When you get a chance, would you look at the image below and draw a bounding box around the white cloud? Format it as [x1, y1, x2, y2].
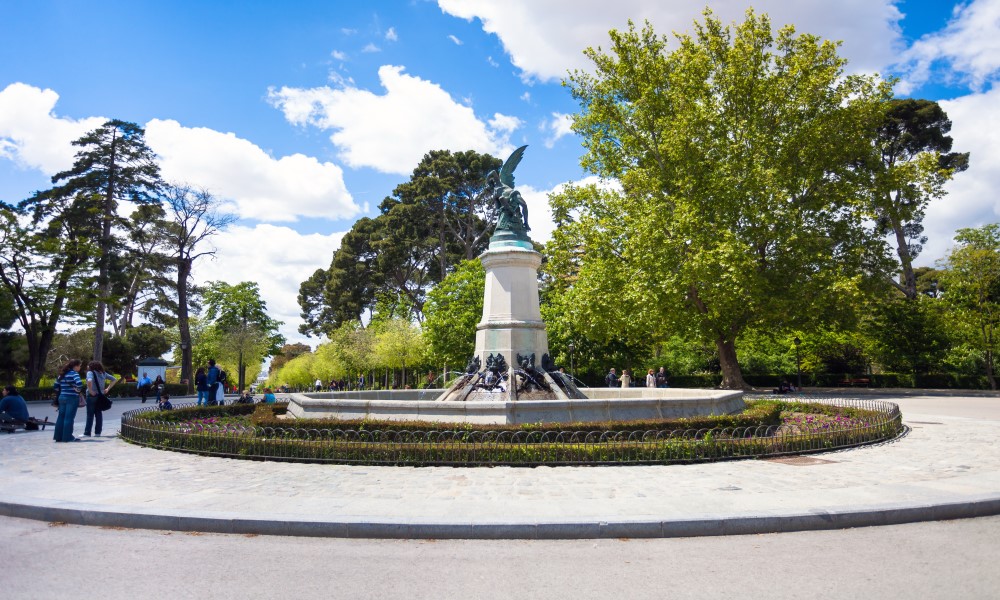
[920, 86, 1000, 265]
[331, 49, 347, 61]
[385, 27, 398, 42]
[362, 43, 380, 53]
[0, 83, 105, 175]
[448, 34, 463, 45]
[0, 83, 358, 223]
[201, 224, 346, 346]
[488, 113, 522, 134]
[520, 91, 531, 102]
[543, 112, 574, 148]
[146, 119, 358, 222]
[894, 0, 1000, 94]
[438, 0, 904, 82]
[268, 65, 520, 175]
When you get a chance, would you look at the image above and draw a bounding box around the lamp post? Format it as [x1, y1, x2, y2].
[568, 342, 576, 381]
[793, 337, 802, 391]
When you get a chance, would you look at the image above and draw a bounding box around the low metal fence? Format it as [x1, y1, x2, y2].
[119, 396, 903, 466]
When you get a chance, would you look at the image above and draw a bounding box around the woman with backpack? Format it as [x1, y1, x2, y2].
[83, 361, 116, 437]
[54, 359, 84, 442]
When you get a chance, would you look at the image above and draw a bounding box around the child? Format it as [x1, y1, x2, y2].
[158, 393, 173, 410]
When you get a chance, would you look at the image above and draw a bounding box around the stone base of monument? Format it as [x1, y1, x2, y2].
[285, 388, 744, 425]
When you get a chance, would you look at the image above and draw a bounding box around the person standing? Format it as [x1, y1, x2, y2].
[137, 372, 153, 403]
[54, 359, 83, 442]
[655, 367, 669, 388]
[206, 359, 221, 405]
[84, 361, 116, 437]
[314, 378, 322, 392]
[620, 369, 632, 388]
[152, 375, 165, 404]
[605, 368, 619, 387]
[646, 368, 656, 388]
[195, 367, 209, 406]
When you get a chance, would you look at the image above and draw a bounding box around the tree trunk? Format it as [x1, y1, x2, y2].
[892, 213, 918, 300]
[92, 130, 119, 362]
[985, 321, 997, 391]
[238, 348, 245, 393]
[177, 258, 193, 394]
[716, 335, 749, 390]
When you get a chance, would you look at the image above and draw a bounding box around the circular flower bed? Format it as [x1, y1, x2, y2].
[119, 396, 903, 466]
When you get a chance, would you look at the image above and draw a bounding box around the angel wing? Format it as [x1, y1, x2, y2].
[499, 145, 528, 188]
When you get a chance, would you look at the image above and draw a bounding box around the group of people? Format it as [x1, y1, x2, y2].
[314, 377, 364, 392]
[52, 358, 118, 442]
[606, 367, 670, 388]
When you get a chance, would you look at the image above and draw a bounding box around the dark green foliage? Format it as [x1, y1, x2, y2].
[298, 150, 500, 337]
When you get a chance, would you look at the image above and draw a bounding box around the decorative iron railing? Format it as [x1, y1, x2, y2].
[119, 396, 903, 466]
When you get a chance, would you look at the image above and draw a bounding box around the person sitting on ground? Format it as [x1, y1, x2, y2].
[263, 387, 277, 404]
[0, 385, 31, 424]
[237, 389, 254, 404]
[158, 393, 173, 410]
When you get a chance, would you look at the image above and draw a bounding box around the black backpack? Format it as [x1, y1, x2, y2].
[218, 369, 227, 384]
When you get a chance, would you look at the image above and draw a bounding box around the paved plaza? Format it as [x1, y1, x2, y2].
[1, 393, 999, 539]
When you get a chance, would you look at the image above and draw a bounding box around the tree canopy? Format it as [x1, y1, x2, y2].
[557, 9, 891, 388]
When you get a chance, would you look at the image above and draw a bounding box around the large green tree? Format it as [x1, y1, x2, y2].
[0, 202, 97, 386]
[298, 150, 500, 338]
[158, 184, 236, 392]
[23, 120, 162, 362]
[202, 281, 284, 392]
[939, 225, 1000, 389]
[868, 99, 969, 299]
[391, 150, 502, 277]
[423, 259, 485, 372]
[558, 10, 890, 388]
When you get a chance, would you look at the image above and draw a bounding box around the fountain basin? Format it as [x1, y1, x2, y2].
[286, 388, 744, 425]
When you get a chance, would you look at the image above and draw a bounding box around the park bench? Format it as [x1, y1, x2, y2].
[0, 416, 51, 433]
[838, 377, 871, 387]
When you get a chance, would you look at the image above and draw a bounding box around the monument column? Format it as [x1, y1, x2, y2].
[474, 239, 549, 369]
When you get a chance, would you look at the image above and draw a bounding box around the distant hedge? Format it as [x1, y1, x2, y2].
[18, 382, 190, 401]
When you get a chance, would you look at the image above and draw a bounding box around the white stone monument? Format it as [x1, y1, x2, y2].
[473, 239, 549, 371]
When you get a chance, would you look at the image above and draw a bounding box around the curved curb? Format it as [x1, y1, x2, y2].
[3, 495, 1000, 539]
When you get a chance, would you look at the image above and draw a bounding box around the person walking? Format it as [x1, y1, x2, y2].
[646, 368, 656, 388]
[137, 372, 152, 403]
[195, 367, 209, 406]
[54, 359, 83, 443]
[83, 361, 116, 437]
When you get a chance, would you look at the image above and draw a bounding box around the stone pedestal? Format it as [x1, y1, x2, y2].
[474, 239, 549, 369]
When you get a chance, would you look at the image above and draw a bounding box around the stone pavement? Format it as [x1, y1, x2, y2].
[1, 395, 999, 538]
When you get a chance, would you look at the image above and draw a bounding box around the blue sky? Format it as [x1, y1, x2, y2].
[2, 0, 999, 345]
